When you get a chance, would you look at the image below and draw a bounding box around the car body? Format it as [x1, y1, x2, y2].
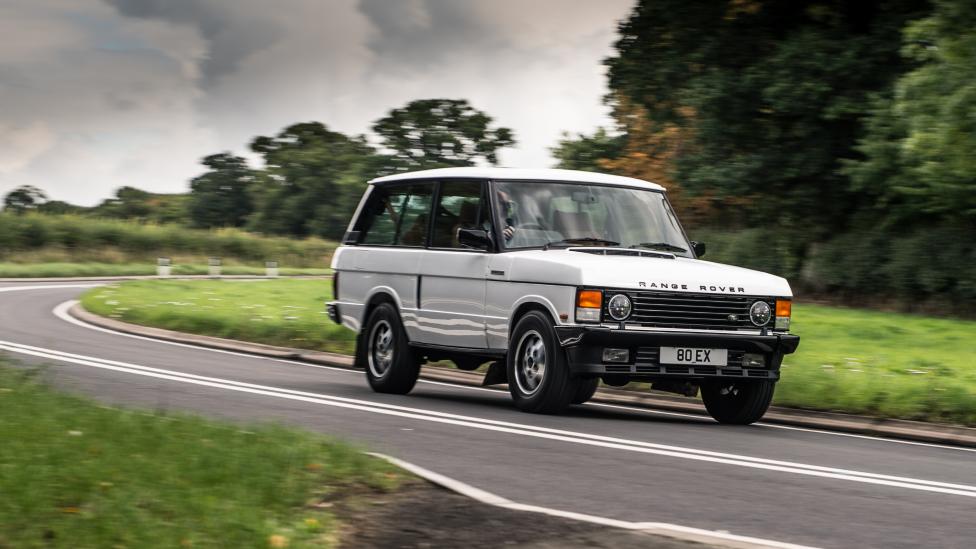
[327, 167, 799, 423]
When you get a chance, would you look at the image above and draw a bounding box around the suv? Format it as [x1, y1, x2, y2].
[327, 168, 799, 424]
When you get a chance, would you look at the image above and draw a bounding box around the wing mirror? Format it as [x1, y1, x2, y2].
[691, 241, 706, 257]
[457, 228, 492, 250]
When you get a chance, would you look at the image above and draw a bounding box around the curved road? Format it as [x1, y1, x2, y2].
[2, 282, 974, 548]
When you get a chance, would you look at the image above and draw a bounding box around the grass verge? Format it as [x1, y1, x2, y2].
[81, 279, 355, 355]
[80, 280, 976, 425]
[0, 361, 400, 548]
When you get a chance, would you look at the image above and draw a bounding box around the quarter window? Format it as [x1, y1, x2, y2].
[358, 183, 434, 246]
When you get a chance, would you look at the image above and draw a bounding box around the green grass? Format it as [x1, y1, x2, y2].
[81, 280, 356, 355]
[0, 262, 329, 278]
[0, 362, 400, 548]
[80, 280, 976, 425]
[774, 304, 976, 425]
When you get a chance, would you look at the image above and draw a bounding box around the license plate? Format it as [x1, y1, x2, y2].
[660, 347, 727, 366]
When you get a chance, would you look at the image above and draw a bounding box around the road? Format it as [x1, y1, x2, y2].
[2, 282, 974, 548]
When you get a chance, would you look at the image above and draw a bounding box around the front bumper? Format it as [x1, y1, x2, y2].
[553, 326, 800, 381]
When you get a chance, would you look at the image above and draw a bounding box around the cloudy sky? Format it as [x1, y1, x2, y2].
[0, 0, 635, 206]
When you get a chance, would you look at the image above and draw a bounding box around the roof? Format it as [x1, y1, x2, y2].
[368, 167, 666, 191]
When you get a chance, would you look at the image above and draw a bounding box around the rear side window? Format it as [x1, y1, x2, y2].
[431, 180, 488, 248]
[358, 183, 434, 246]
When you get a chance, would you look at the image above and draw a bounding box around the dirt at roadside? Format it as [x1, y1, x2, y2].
[332, 479, 709, 548]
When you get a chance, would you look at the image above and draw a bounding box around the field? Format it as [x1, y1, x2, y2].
[81, 279, 976, 425]
[0, 361, 399, 548]
[0, 213, 336, 276]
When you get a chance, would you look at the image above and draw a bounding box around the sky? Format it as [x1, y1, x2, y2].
[0, 0, 635, 206]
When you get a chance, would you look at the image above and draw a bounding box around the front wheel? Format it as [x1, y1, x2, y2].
[571, 378, 599, 405]
[362, 303, 421, 394]
[700, 380, 775, 425]
[507, 311, 576, 414]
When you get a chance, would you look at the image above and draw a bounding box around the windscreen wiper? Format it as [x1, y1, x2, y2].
[544, 237, 620, 250]
[632, 242, 687, 253]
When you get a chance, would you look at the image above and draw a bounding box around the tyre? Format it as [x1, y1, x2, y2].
[362, 303, 421, 394]
[507, 311, 576, 414]
[571, 378, 599, 405]
[700, 380, 775, 425]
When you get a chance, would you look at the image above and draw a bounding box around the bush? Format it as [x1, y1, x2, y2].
[0, 213, 336, 268]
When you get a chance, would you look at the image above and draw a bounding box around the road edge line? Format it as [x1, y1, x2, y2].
[368, 452, 819, 549]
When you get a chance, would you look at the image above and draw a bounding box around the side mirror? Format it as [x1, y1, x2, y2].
[457, 228, 492, 250]
[691, 241, 706, 257]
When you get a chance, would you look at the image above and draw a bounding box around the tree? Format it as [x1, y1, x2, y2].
[248, 122, 378, 239]
[3, 185, 47, 213]
[847, 0, 976, 222]
[605, 0, 929, 231]
[188, 153, 256, 228]
[372, 99, 515, 170]
[551, 127, 625, 172]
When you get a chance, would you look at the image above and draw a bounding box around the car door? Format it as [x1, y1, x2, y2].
[415, 179, 491, 348]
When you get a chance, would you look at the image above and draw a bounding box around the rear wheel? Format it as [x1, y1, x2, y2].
[363, 303, 421, 394]
[571, 378, 599, 405]
[507, 311, 576, 414]
[700, 380, 775, 425]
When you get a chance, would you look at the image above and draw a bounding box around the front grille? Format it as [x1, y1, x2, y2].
[606, 290, 775, 331]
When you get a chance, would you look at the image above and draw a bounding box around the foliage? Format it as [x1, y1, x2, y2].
[847, 0, 976, 222]
[91, 186, 189, 225]
[0, 213, 336, 268]
[247, 122, 378, 239]
[551, 127, 625, 172]
[372, 98, 515, 170]
[187, 153, 256, 228]
[606, 0, 929, 231]
[3, 185, 47, 214]
[0, 360, 399, 548]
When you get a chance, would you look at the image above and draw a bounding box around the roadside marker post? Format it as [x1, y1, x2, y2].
[157, 257, 171, 278]
[266, 261, 279, 278]
[208, 257, 221, 278]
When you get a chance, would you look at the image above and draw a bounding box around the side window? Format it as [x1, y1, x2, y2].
[358, 183, 434, 246]
[431, 180, 487, 249]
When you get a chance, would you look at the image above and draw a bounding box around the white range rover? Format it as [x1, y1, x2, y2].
[327, 167, 800, 424]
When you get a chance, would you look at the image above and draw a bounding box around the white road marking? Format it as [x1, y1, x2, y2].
[43, 292, 976, 455]
[373, 452, 820, 549]
[3, 336, 976, 499]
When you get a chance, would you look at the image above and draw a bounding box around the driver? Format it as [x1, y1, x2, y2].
[497, 189, 516, 242]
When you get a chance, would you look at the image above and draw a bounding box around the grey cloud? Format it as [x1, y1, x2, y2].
[357, 0, 505, 70]
[105, 0, 283, 85]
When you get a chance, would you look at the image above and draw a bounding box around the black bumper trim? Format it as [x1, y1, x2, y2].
[554, 326, 799, 379]
[326, 302, 341, 324]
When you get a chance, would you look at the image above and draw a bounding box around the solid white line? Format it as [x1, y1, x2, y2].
[371, 452, 820, 549]
[4, 337, 976, 498]
[49, 294, 976, 456]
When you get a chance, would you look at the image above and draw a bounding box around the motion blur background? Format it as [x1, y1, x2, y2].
[1, 0, 973, 313]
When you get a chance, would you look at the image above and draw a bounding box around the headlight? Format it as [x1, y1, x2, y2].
[607, 294, 632, 321]
[749, 300, 772, 326]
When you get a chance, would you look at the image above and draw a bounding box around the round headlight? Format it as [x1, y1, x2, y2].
[749, 300, 772, 326]
[607, 294, 632, 321]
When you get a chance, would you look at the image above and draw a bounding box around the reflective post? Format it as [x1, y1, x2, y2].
[266, 260, 279, 278]
[208, 257, 221, 278]
[157, 257, 171, 278]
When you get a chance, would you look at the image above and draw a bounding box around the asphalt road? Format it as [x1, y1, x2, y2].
[2, 282, 974, 548]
